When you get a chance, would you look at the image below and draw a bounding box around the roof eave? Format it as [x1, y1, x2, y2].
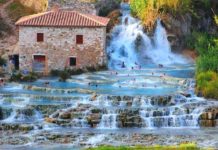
[16, 25, 109, 28]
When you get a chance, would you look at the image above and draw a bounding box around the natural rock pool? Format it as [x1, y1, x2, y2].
[0, 64, 218, 149]
[0, 2, 218, 150]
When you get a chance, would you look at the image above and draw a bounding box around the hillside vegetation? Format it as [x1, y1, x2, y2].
[194, 32, 218, 99]
[130, 0, 216, 31]
[6, 0, 35, 22]
[130, 0, 192, 30]
[19, 0, 48, 13]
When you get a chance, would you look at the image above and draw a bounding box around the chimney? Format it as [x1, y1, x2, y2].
[51, 3, 60, 12]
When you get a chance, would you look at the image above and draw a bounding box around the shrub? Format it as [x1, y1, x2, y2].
[9, 72, 22, 82]
[196, 71, 218, 99]
[95, 0, 121, 17]
[203, 80, 218, 99]
[50, 69, 62, 76]
[0, 57, 6, 66]
[194, 33, 215, 56]
[193, 32, 218, 99]
[59, 69, 71, 82]
[195, 35, 218, 73]
[22, 72, 38, 82]
[68, 68, 84, 75]
[196, 54, 218, 73]
[10, 72, 38, 82]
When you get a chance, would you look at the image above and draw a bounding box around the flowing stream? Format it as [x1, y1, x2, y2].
[0, 2, 218, 149]
[107, 3, 189, 69]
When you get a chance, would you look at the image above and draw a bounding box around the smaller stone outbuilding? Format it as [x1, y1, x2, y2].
[15, 9, 110, 75]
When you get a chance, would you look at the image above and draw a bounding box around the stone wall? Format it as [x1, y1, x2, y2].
[18, 26, 107, 74]
[48, 0, 97, 14]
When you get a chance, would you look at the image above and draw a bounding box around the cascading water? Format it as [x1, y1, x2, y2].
[1, 2, 218, 149]
[107, 3, 188, 69]
[98, 113, 117, 129]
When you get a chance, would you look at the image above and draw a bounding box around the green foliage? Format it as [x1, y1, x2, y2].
[194, 33, 216, 56]
[50, 69, 62, 77]
[6, 0, 35, 22]
[193, 32, 218, 99]
[185, 31, 218, 74]
[196, 71, 218, 99]
[215, 15, 218, 25]
[185, 31, 212, 53]
[10, 72, 38, 82]
[59, 69, 71, 82]
[0, 0, 7, 4]
[0, 57, 6, 66]
[196, 54, 218, 73]
[96, 0, 121, 16]
[130, 0, 192, 29]
[193, 33, 218, 73]
[87, 143, 203, 150]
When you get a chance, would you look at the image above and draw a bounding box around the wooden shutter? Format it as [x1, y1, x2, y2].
[76, 35, 83, 44]
[37, 33, 44, 42]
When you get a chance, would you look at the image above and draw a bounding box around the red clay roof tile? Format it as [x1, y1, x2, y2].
[15, 10, 110, 27]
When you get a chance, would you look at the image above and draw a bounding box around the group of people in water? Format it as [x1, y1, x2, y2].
[1, 62, 166, 90]
[87, 63, 166, 89]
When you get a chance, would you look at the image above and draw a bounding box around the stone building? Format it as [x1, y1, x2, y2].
[15, 9, 109, 75]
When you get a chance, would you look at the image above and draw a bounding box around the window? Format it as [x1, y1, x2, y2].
[76, 35, 83, 44]
[37, 33, 44, 42]
[69, 57, 76, 66]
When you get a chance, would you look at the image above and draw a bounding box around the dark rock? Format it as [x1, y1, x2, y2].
[59, 112, 71, 119]
[0, 107, 12, 120]
[86, 114, 102, 128]
[117, 109, 142, 128]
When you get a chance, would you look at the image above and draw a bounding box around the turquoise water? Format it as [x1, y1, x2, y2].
[0, 64, 195, 96]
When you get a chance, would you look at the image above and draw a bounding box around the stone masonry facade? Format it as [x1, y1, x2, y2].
[18, 26, 107, 74]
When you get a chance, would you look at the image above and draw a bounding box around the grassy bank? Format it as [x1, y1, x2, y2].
[87, 143, 213, 150]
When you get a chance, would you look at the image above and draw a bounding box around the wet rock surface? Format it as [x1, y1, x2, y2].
[199, 107, 218, 127]
[0, 107, 12, 120]
[0, 128, 218, 148]
[118, 109, 143, 127]
[0, 123, 34, 131]
[0, 68, 218, 149]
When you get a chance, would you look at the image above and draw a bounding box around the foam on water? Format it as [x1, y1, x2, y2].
[107, 3, 189, 69]
[86, 134, 106, 145]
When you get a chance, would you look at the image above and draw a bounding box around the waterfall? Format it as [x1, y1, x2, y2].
[98, 113, 117, 129]
[107, 3, 188, 69]
[139, 96, 211, 128]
